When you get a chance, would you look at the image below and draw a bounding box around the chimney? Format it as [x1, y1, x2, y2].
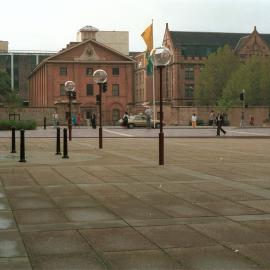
[76, 26, 99, 42]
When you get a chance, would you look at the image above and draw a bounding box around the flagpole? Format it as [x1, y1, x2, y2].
[152, 19, 156, 128]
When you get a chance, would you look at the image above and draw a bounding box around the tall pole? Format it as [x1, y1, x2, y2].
[99, 83, 103, 149]
[159, 66, 164, 165]
[68, 94, 72, 141]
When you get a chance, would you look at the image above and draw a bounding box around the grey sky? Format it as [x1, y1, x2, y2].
[1, 0, 270, 52]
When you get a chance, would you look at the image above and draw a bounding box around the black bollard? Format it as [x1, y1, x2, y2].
[44, 117, 46, 130]
[11, 127, 16, 153]
[62, 128, 69, 159]
[55, 127, 61, 155]
[19, 129, 26, 162]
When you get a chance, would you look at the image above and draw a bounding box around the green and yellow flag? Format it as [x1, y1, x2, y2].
[141, 23, 153, 52]
[141, 23, 153, 75]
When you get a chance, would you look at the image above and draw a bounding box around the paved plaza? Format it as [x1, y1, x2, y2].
[1, 130, 270, 269]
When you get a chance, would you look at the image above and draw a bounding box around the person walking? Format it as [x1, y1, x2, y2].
[122, 112, 129, 128]
[208, 110, 215, 128]
[145, 107, 152, 129]
[90, 112, 96, 129]
[216, 112, 226, 136]
[191, 113, 197, 128]
[52, 111, 58, 128]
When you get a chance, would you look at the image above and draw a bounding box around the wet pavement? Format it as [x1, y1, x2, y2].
[0, 136, 270, 269]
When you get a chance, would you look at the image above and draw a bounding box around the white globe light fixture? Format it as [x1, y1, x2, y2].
[150, 46, 172, 166]
[93, 69, 108, 149]
[93, 69, 107, 84]
[150, 46, 172, 67]
[65, 80, 75, 92]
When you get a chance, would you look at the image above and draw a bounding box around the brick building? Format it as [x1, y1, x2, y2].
[29, 32, 135, 125]
[134, 25, 270, 110]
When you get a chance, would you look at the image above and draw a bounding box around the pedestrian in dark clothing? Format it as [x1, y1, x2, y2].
[216, 113, 226, 136]
[122, 112, 129, 128]
[90, 113, 96, 129]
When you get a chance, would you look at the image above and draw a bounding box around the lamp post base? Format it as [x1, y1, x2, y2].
[99, 127, 103, 149]
[159, 132, 164, 165]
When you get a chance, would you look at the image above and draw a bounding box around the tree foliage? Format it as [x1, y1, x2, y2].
[221, 56, 270, 106]
[195, 45, 241, 105]
[0, 71, 12, 102]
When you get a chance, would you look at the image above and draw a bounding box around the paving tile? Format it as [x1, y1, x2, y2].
[53, 166, 105, 184]
[0, 257, 32, 270]
[240, 200, 270, 213]
[0, 230, 27, 257]
[174, 191, 222, 203]
[197, 201, 262, 216]
[44, 185, 86, 197]
[14, 209, 68, 225]
[136, 224, 217, 248]
[148, 182, 198, 193]
[22, 230, 92, 255]
[78, 184, 123, 197]
[8, 196, 55, 210]
[239, 220, 270, 236]
[51, 195, 99, 208]
[227, 243, 270, 269]
[30, 253, 108, 270]
[103, 250, 182, 270]
[5, 186, 48, 198]
[0, 212, 17, 230]
[27, 167, 70, 185]
[80, 227, 156, 252]
[0, 197, 10, 210]
[1, 173, 38, 187]
[190, 221, 270, 244]
[138, 193, 215, 218]
[212, 190, 265, 201]
[63, 206, 119, 222]
[115, 183, 162, 194]
[166, 245, 260, 270]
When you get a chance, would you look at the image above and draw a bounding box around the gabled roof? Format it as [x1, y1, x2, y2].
[170, 31, 270, 48]
[30, 38, 135, 78]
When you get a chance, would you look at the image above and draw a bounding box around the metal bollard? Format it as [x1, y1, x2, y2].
[19, 129, 26, 162]
[62, 128, 69, 159]
[11, 127, 16, 153]
[44, 117, 46, 130]
[55, 127, 61, 155]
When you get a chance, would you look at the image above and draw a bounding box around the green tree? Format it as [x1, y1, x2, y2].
[0, 71, 12, 102]
[195, 45, 241, 105]
[222, 56, 270, 106]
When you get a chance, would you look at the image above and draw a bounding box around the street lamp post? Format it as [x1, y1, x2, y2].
[150, 47, 172, 165]
[65, 80, 76, 141]
[93, 69, 108, 149]
[240, 89, 245, 128]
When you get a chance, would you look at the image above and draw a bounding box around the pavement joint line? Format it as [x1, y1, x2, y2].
[169, 141, 270, 157]
[103, 129, 135, 137]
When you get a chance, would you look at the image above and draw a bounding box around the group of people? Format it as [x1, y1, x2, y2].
[191, 110, 226, 136]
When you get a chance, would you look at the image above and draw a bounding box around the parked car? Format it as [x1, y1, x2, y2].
[119, 114, 164, 128]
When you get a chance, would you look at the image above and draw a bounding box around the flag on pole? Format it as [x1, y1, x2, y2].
[141, 23, 154, 75]
[141, 23, 153, 52]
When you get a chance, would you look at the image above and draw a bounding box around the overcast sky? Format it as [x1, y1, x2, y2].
[1, 0, 270, 52]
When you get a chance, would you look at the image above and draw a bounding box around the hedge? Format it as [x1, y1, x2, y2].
[0, 120, 37, 130]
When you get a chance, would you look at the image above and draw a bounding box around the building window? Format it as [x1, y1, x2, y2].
[184, 65, 194, 80]
[86, 67, 93, 76]
[59, 67, 67, 75]
[112, 67, 119, 76]
[184, 84, 194, 98]
[112, 84, 120, 96]
[86, 84, 94, 96]
[60, 84, 66, 96]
